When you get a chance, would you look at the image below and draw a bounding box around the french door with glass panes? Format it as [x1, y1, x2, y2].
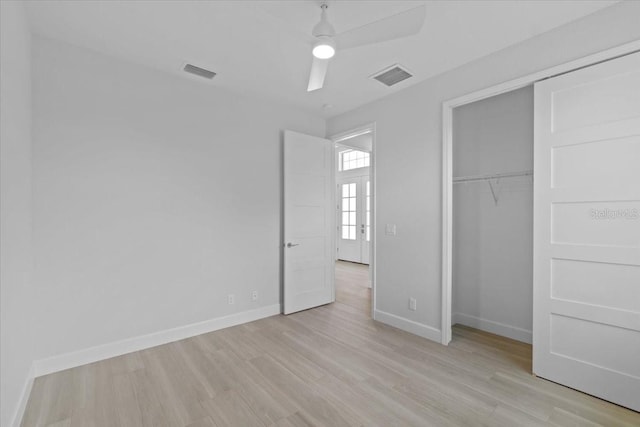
[338, 176, 370, 264]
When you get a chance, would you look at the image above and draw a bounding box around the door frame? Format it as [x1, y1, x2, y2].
[440, 40, 640, 346]
[331, 123, 376, 318]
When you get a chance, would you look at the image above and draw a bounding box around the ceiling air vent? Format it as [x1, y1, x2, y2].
[183, 64, 216, 80]
[371, 64, 413, 87]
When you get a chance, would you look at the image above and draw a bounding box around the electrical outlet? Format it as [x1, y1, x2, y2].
[251, 291, 258, 301]
[409, 297, 417, 311]
[228, 294, 235, 305]
[385, 223, 397, 236]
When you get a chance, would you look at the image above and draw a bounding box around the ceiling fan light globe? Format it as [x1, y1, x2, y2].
[312, 37, 336, 59]
[312, 44, 335, 59]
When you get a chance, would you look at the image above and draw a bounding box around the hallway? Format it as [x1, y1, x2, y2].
[335, 260, 371, 315]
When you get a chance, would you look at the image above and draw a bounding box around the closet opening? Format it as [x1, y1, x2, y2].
[440, 44, 639, 410]
[450, 86, 534, 354]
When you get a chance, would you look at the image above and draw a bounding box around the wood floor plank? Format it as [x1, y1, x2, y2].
[184, 417, 217, 427]
[249, 354, 359, 427]
[200, 389, 265, 427]
[21, 261, 640, 426]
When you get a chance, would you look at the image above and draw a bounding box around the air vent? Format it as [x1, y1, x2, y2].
[371, 64, 412, 87]
[183, 64, 216, 80]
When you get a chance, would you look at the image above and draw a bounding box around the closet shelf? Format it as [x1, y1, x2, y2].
[452, 170, 533, 184]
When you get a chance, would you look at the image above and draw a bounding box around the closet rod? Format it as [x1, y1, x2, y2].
[453, 170, 533, 183]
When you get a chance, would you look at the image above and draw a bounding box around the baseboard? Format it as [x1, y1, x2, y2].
[11, 362, 35, 427]
[453, 312, 532, 344]
[374, 309, 441, 343]
[33, 304, 281, 377]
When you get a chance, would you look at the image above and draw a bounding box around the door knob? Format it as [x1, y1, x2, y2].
[286, 242, 300, 248]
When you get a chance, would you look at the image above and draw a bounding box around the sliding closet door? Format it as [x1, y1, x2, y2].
[533, 52, 640, 411]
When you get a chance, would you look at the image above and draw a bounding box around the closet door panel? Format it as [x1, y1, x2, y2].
[551, 259, 640, 312]
[551, 201, 640, 247]
[551, 135, 640, 188]
[533, 51, 640, 412]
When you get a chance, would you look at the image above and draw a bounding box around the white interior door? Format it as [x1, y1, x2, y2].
[533, 52, 640, 411]
[284, 130, 335, 315]
[337, 176, 370, 264]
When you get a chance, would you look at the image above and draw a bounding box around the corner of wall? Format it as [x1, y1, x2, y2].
[374, 309, 441, 343]
[10, 363, 35, 427]
[0, 1, 36, 426]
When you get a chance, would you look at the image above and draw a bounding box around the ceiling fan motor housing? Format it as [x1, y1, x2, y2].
[312, 4, 336, 37]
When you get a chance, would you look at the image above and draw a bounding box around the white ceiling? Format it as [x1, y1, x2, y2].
[25, 0, 617, 117]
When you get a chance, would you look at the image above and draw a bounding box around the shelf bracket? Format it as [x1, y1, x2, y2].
[488, 179, 500, 206]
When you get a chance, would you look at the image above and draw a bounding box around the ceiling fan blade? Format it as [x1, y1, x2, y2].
[335, 5, 425, 50]
[307, 57, 330, 92]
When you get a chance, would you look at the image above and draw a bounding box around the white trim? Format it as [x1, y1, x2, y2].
[33, 304, 281, 377]
[441, 40, 640, 346]
[441, 100, 453, 345]
[332, 124, 373, 143]
[330, 122, 376, 318]
[452, 312, 532, 344]
[11, 363, 35, 427]
[374, 309, 441, 343]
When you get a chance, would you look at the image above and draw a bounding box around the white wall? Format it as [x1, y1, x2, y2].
[452, 86, 533, 343]
[31, 37, 324, 363]
[0, 2, 35, 426]
[326, 1, 640, 340]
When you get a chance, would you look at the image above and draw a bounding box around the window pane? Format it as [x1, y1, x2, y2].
[341, 150, 371, 171]
[349, 212, 356, 225]
[342, 184, 349, 197]
[342, 227, 349, 239]
[349, 226, 356, 240]
[342, 197, 349, 211]
[342, 212, 349, 225]
[350, 183, 356, 195]
[366, 227, 370, 241]
[349, 198, 356, 211]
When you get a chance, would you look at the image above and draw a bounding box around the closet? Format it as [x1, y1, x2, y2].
[451, 85, 533, 344]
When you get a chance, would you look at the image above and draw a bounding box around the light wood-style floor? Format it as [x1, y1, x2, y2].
[22, 261, 639, 426]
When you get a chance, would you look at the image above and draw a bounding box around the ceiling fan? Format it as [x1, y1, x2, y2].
[307, 3, 426, 92]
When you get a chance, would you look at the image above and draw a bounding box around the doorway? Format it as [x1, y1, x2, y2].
[282, 124, 375, 318]
[332, 125, 375, 315]
[451, 85, 534, 345]
[337, 163, 370, 264]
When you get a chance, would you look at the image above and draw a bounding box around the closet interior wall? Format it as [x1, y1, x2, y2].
[452, 85, 534, 343]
